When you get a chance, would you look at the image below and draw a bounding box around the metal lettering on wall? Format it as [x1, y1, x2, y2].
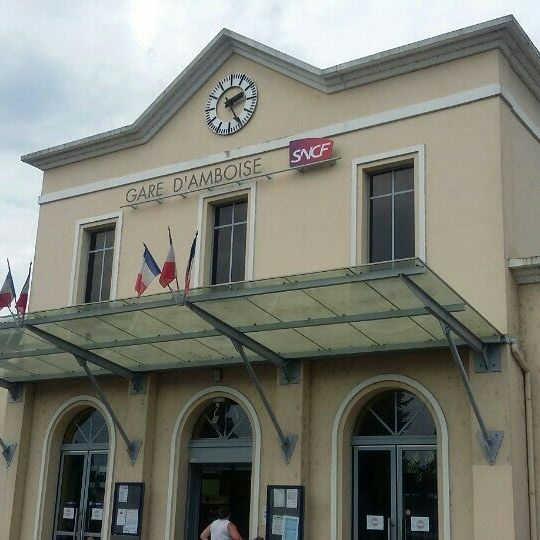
[124, 157, 262, 205]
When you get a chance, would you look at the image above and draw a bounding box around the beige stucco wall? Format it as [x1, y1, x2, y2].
[3, 42, 540, 540]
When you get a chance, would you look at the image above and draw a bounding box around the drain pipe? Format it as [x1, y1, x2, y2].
[510, 340, 537, 540]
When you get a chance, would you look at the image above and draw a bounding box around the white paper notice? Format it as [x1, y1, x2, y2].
[118, 485, 129, 503]
[274, 488, 285, 507]
[124, 509, 139, 534]
[91, 507, 103, 521]
[286, 489, 298, 509]
[116, 508, 127, 526]
[411, 516, 430, 532]
[63, 507, 75, 520]
[366, 515, 384, 530]
[272, 515, 284, 535]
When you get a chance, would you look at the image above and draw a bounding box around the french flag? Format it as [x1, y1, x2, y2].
[15, 263, 31, 314]
[0, 264, 16, 309]
[135, 245, 161, 297]
[159, 228, 177, 288]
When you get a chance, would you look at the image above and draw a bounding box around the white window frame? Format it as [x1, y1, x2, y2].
[350, 145, 426, 266]
[68, 211, 123, 305]
[193, 183, 256, 288]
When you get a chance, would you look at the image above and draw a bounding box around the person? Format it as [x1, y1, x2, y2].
[200, 506, 243, 540]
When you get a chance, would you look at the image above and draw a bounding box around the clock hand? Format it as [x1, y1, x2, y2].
[224, 91, 245, 109]
[228, 103, 242, 124]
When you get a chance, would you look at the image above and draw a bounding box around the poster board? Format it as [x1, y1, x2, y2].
[265, 485, 304, 540]
[111, 482, 144, 537]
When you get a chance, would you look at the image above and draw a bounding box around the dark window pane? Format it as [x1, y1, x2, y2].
[91, 230, 107, 251]
[233, 201, 247, 223]
[104, 228, 115, 248]
[55, 454, 85, 533]
[215, 204, 233, 226]
[63, 409, 109, 445]
[192, 399, 252, 440]
[85, 252, 104, 303]
[100, 250, 114, 301]
[397, 391, 436, 436]
[370, 171, 392, 197]
[370, 196, 392, 262]
[231, 223, 246, 282]
[356, 392, 396, 435]
[394, 166, 414, 192]
[212, 227, 232, 284]
[394, 191, 414, 259]
[84, 454, 108, 534]
[356, 450, 392, 539]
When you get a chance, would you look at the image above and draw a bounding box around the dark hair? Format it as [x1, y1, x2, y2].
[217, 506, 230, 519]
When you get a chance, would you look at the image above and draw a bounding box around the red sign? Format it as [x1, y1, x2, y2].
[289, 137, 334, 167]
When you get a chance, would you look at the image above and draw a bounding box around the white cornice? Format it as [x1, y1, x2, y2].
[509, 256, 540, 284]
[22, 15, 540, 171]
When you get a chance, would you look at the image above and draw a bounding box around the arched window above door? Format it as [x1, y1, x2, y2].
[354, 390, 436, 438]
[192, 398, 252, 440]
[63, 408, 109, 446]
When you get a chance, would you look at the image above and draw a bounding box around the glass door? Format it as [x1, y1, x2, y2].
[54, 451, 108, 539]
[353, 446, 437, 540]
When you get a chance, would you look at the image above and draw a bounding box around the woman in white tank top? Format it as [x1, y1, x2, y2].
[200, 506, 243, 540]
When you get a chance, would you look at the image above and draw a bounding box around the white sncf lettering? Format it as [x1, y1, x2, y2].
[290, 142, 332, 164]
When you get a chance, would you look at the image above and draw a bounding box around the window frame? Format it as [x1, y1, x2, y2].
[195, 183, 256, 287]
[351, 145, 425, 266]
[69, 212, 122, 305]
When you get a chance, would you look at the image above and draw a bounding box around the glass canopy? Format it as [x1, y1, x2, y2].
[0, 259, 503, 382]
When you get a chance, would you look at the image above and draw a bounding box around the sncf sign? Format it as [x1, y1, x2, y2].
[289, 137, 334, 168]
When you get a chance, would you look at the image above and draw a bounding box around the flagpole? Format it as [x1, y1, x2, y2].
[5, 259, 20, 326]
[169, 226, 181, 299]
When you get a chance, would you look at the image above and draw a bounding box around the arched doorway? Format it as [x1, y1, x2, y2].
[352, 390, 438, 540]
[53, 407, 110, 539]
[186, 398, 253, 540]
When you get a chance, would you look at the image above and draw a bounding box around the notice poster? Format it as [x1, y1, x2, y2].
[282, 515, 299, 540]
[118, 485, 129, 503]
[63, 507, 75, 520]
[366, 515, 384, 530]
[124, 509, 139, 534]
[91, 507, 103, 521]
[272, 515, 284, 535]
[286, 489, 298, 509]
[274, 488, 285, 508]
[116, 508, 127, 526]
[411, 516, 430, 532]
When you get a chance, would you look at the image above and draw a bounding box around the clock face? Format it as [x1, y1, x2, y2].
[205, 73, 258, 135]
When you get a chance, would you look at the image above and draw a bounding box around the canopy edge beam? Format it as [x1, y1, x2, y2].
[231, 340, 297, 463]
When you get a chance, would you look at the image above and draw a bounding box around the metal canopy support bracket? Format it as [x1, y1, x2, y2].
[0, 436, 16, 467]
[75, 357, 142, 465]
[0, 378, 23, 402]
[231, 340, 297, 463]
[399, 274, 504, 464]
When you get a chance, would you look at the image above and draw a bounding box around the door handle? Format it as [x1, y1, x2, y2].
[387, 518, 391, 540]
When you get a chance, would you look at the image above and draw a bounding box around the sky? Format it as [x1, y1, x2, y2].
[1, 0, 540, 307]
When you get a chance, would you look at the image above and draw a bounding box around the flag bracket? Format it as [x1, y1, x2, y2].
[232, 340, 297, 464]
[0, 436, 16, 467]
[75, 356, 142, 465]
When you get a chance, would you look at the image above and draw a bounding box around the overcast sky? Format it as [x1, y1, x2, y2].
[1, 0, 540, 308]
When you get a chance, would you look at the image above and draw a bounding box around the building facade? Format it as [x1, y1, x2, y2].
[0, 15, 540, 540]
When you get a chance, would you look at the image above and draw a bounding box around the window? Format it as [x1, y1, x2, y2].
[84, 226, 115, 302]
[211, 199, 247, 284]
[369, 165, 414, 262]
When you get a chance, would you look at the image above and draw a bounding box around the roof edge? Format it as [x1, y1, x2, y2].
[21, 16, 540, 171]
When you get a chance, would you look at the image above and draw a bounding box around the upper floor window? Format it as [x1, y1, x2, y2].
[84, 227, 115, 303]
[369, 165, 414, 262]
[211, 199, 247, 284]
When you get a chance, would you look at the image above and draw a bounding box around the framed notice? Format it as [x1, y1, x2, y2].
[266, 485, 304, 540]
[111, 482, 144, 537]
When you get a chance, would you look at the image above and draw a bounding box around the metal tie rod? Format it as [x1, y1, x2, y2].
[0, 436, 16, 467]
[441, 323, 503, 464]
[231, 340, 297, 463]
[75, 357, 142, 465]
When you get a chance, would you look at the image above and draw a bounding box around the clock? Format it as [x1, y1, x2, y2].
[205, 73, 258, 135]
